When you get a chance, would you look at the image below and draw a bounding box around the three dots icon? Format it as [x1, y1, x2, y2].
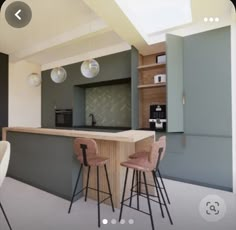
[204, 17, 220, 22]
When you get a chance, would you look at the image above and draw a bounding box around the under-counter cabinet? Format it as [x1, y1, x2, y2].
[138, 34, 184, 133]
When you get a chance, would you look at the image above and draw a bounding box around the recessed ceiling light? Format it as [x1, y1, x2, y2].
[114, 0, 192, 45]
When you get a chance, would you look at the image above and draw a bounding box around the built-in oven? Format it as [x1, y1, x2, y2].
[55, 109, 73, 127]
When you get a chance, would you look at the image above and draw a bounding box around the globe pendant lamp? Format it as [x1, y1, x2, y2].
[51, 67, 67, 83]
[27, 73, 41, 87]
[81, 59, 100, 78]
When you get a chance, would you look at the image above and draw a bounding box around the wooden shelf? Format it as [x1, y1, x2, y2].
[138, 50, 167, 129]
[138, 83, 166, 89]
[138, 63, 166, 71]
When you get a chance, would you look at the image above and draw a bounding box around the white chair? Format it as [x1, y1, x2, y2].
[0, 141, 12, 230]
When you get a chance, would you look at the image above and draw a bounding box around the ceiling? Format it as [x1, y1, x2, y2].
[0, 0, 234, 70]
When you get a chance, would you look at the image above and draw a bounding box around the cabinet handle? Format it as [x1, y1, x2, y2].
[182, 94, 185, 105]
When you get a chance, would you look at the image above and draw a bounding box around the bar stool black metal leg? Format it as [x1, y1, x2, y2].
[85, 166, 91, 202]
[136, 170, 140, 210]
[0, 202, 12, 230]
[129, 169, 135, 207]
[104, 164, 115, 212]
[155, 175, 173, 225]
[138, 171, 141, 194]
[68, 164, 83, 213]
[143, 172, 155, 230]
[157, 169, 170, 204]
[119, 168, 129, 222]
[152, 171, 164, 218]
[97, 166, 101, 228]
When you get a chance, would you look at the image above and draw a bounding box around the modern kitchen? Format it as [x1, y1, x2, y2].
[1, 0, 236, 230]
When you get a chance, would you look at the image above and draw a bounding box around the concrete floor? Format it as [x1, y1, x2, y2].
[0, 177, 235, 230]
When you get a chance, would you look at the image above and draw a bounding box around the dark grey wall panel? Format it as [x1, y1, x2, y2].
[131, 47, 139, 129]
[183, 26, 231, 136]
[42, 50, 131, 128]
[73, 87, 85, 126]
[41, 71, 74, 127]
[7, 132, 83, 200]
[0, 53, 8, 139]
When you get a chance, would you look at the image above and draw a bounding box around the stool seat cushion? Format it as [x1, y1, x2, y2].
[77, 155, 109, 166]
[129, 151, 149, 159]
[120, 158, 154, 172]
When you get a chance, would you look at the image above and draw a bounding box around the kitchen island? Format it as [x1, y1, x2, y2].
[2, 127, 155, 208]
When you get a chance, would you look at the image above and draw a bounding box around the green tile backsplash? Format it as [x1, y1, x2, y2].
[85, 83, 131, 127]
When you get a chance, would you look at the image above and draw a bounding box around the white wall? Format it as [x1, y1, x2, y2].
[9, 61, 41, 127]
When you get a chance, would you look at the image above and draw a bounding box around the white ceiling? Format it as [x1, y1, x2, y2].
[0, 0, 234, 70]
[0, 0, 131, 69]
[0, 0, 100, 54]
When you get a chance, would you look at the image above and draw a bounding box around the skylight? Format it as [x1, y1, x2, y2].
[114, 0, 192, 45]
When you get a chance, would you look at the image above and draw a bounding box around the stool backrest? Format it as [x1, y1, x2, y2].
[0, 141, 11, 188]
[74, 138, 98, 166]
[158, 136, 166, 161]
[149, 136, 166, 169]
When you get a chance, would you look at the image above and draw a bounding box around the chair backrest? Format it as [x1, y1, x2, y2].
[149, 136, 166, 169]
[74, 138, 98, 166]
[0, 141, 11, 188]
[158, 136, 166, 161]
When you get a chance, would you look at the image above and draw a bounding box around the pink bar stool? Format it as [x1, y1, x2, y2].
[119, 140, 173, 230]
[68, 138, 115, 228]
[129, 136, 171, 205]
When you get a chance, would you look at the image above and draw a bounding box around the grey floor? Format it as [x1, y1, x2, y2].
[0, 177, 236, 230]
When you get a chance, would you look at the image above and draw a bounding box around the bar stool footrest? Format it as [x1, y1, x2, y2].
[122, 203, 151, 216]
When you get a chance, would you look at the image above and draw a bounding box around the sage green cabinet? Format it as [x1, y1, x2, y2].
[166, 34, 184, 132]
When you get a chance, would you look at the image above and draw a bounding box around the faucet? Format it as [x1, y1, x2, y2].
[89, 113, 96, 127]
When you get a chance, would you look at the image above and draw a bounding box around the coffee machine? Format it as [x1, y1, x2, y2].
[149, 104, 167, 131]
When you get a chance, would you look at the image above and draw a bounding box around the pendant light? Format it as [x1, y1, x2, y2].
[50, 67, 67, 83]
[27, 73, 41, 87]
[81, 59, 100, 78]
[81, 11, 100, 78]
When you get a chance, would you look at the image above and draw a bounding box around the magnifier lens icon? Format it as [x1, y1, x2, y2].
[210, 205, 216, 212]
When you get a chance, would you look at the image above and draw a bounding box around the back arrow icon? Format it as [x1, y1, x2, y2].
[15, 9, 22, 20]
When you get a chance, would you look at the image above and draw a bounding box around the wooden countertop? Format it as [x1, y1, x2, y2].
[2, 127, 155, 143]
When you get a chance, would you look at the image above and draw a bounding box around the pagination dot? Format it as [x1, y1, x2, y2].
[120, 219, 126, 224]
[128, 219, 134, 224]
[102, 219, 108, 224]
[111, 219, 117, 224]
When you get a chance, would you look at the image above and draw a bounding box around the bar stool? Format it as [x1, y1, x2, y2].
[119, 140, 173, 230]
[68, 138, 115, 228]
[129, 136, 171, 204]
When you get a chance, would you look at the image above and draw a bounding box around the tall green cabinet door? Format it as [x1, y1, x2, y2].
[166, 34, 184, 132]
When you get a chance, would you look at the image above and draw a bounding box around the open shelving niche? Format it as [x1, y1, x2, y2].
[138, 46, 167, 130]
